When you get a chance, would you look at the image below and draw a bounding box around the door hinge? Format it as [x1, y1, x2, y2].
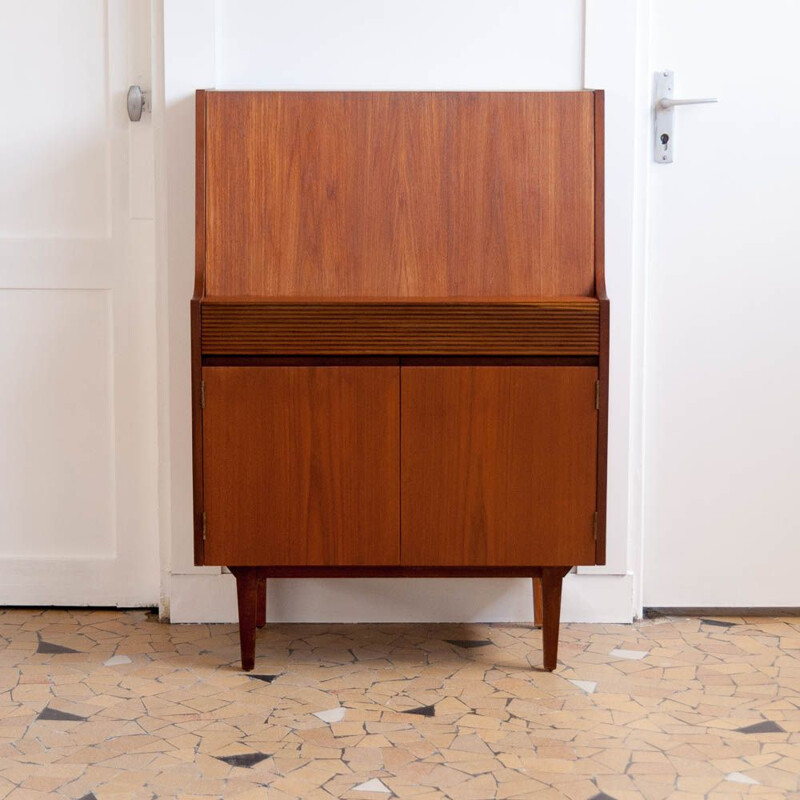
[202, 512, 207, 541]
[200, 380, 206, 409]
[595, 380, 601, 410]
[593, 511, 598, 541]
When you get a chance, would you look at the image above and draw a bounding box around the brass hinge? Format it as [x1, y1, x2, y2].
[593, 511, 598, 541]
[595, 380, 601, 410]
[202, 512, 207, 541]
[200, 380, 206, 409]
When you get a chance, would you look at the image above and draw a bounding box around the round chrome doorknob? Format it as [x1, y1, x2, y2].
[127, 85, 151, 122]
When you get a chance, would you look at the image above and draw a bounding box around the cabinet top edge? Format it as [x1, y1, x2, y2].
[199, 296, 601, 306]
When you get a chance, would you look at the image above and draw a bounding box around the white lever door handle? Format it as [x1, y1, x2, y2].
[658, 97, 718, 109]
[653, 70, 717, 163]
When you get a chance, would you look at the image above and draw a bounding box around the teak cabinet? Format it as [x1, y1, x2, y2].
[192, 91, 608, 672]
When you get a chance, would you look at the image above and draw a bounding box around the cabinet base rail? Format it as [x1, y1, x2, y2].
[229, 566, 572, 673]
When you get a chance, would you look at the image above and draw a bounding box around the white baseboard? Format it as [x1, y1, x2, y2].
[561, 572, 635, 622]
[0, 558, 158, 608]
[168, 572, 634, 624]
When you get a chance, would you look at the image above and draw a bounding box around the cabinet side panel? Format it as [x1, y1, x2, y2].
[401, 366, 598, 566]
[594, 90, 609, 564]
[192, 90, 207, 565]
[202, 365, 400, 566]
[191, 300, 204, 564]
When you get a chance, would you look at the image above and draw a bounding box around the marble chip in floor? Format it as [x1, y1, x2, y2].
[1, 609, 799, 799]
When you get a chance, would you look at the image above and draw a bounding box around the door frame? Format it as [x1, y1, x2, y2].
[581, 0, 651, 619]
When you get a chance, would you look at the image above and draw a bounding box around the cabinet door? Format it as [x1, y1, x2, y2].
[401, 366, 598, 566]
[202, 365, 399, 566]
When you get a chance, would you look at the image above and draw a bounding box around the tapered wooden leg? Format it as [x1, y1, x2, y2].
[541, 567, 570, 671]
[231, 567, 259, 671]
[532, 576, 543, 629]
[256, 576, 267, 629]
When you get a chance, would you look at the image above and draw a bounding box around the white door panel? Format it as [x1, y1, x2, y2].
[644, 0, 800, 606]
[0, 291, 115, 559]
[0, 0, 109, 238]
[0, 1, 158, 605]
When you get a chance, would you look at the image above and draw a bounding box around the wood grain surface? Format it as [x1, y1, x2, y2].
[203, 92, 595, 298]
[541, 566, 571, 670]
[230, 567, 259, 671]
[401, 366, 598, 566]
[202, 365, 400, 566]
[200, 298, 600, 355]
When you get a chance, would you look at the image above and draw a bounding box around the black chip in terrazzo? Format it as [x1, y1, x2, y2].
[736, 720, 785, 734]
[403, 704, 436, 717]
[37, 640, 79, 654]
[215, 752, 271, 768]
[445, 639, 493, 649]
[37, 706, 86, 722]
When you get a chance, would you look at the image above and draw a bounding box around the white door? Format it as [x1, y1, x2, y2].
[0, 1, 159, 605]
[643, 1, 800, 606]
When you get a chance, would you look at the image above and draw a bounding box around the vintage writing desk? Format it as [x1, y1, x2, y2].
[192, 90, 608, 672]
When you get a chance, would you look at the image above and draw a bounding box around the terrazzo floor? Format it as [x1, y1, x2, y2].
[1, 609, 799, 799]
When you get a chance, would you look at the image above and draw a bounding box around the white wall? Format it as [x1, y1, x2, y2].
[215, 0, 582, 90]
[158, 0, 645, 623]
[583, 0, 649, 617]
[159, 0, 218, 622]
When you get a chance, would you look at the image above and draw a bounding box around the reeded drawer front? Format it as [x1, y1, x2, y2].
[202, 365, 400, 566]
[200, 300, 601, 356]
[400, 366, 599, 567]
